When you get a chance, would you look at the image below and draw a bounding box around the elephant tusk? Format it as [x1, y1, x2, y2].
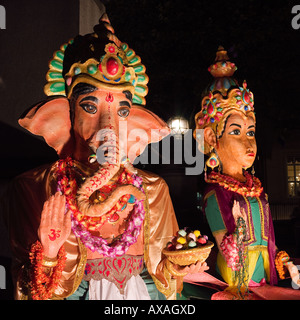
[77, 184, 146, 217]
[123, 161, 137, 175]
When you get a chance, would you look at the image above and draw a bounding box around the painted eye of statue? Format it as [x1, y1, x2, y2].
[118, 107, 130, 118]
[247, 130, 255, 137]
[80, 104, 97, 114]
[229, 129, 241, 135]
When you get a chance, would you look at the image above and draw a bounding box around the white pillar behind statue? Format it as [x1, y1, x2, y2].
[79, 0, 106, 35]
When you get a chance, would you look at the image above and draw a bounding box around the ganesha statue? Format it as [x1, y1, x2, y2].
[2, 14, 206, 300]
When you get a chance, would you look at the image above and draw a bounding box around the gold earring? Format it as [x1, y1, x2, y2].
[251, 166, 255, 175]
[206, 151, 220, 170]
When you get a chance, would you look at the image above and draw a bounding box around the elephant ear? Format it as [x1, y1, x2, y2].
[125, 104, 170, 162]
[18, 97, 74, 157]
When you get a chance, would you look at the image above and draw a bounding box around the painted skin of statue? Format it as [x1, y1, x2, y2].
[3, 15, 208, 300]
[194, 47, 300, 299]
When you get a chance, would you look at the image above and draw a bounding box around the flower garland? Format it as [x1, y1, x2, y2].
[56, 158, 146, 257]
[275, 250, 290, 280]
[233, 217, 249, 299]
[220, 217, 248, 272]
[220, 217, 249, 300]
[29, 241, 66, 300]
[56, 159, 134, 231]
[206, 171, 263, 197]
[220, 234, 241, 271]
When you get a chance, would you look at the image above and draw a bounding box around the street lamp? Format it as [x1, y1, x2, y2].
[167, 116, 189, 136]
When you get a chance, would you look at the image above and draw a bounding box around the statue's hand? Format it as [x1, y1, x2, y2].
[232, 200, 247, 224]
[286, 262, 300, 289]
[172, 261, 209, 276]
[38, 192, 71, 259]
[181, 261, 209, 274]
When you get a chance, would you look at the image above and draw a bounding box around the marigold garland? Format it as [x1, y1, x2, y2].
[56, 157, 146, 257]
[206, 171, 263, 197]
[275, 250, 290, 280]
[29, 241, 66, 300]
[56, 158, 134, 231]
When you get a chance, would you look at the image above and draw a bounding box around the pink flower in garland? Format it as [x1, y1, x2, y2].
[220, 233, 242, 271]
[114, 244, 126, 256]
[134, 215, 143, 227]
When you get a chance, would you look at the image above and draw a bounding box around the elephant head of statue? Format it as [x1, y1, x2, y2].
[19, 15, 170, 219]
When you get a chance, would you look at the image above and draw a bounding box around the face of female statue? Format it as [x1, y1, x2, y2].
[216, 111, 257, 180]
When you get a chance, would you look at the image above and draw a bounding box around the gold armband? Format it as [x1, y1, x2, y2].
[42, 255, 58, 268]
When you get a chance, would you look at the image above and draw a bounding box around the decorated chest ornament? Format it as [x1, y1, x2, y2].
[44, 18, 148, 106]
[195, 46, 255, 138]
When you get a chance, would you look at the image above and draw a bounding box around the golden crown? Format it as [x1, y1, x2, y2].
[195, 46, 255, 135]
[44, 21, 148, 105]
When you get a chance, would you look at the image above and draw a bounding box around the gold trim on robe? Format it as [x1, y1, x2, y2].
[1, 161, 179, 299]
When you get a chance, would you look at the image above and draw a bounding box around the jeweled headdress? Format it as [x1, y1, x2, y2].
[194, 46, 255, 154]
[44, 15, 148, 105]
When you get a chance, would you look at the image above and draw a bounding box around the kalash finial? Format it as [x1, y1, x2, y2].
[206, 46, 238, 96]
[208, 46, 236, 78]
[215, 45, 229, 61]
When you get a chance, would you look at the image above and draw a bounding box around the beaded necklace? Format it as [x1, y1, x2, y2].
[206, 171, 263, 197]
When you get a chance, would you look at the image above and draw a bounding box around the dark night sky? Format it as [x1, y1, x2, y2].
[104, 0, 300, 133]
[101, 0, 300, 176]
[0, 0, 300, 177]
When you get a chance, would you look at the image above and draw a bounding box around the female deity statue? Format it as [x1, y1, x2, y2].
[194, 47, 300, 299]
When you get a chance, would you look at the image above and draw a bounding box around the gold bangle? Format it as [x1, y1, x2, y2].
[42, 255, 58, 268]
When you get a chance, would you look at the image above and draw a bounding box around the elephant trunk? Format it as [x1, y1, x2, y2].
[76, 126, 145, 217]
[78, 184, 145, 217]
